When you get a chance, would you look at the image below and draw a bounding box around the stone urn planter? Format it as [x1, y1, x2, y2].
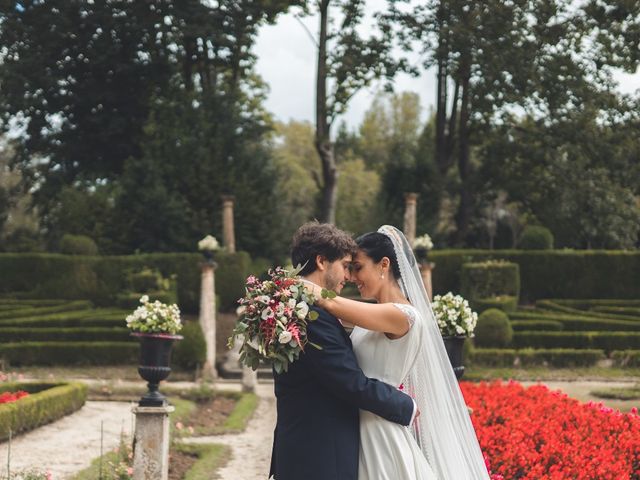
[442, 335, 467, 380]
[131, 332, 183, 406]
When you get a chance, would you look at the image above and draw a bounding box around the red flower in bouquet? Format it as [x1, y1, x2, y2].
[228, 266, 323, 374]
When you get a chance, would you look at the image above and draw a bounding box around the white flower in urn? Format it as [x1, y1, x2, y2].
[198, 235, 220, 260]
[413, 234, 434, 261]
[431, 291, 477, 338]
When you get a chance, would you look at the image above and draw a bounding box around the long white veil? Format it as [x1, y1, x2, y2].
[378, 225, 490, 480]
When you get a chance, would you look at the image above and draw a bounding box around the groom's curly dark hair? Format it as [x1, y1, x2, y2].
[291, 221, 357, 276]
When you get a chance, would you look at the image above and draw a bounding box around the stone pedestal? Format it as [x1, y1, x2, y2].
[132, 405, 175, 480]
[221, 195, 236, 253]
[403, 193, 419, 247]
[199, 261, 218, 379]
[419, 262, 435, 301]
[242, 364, 258, 392]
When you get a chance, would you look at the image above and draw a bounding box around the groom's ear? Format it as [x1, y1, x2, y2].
[315, 255, 328, 272]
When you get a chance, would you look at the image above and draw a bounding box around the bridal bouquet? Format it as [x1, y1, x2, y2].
[228, 266, 323, 374]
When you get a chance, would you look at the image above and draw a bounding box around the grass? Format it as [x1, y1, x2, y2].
[176, 443, 231, 480]
[219, 392, 258, 433]
[68, 450, 123, 480]
[69, 439, 231, 480]
[590, 384, 640, 401]
[463, 365, 640, 382]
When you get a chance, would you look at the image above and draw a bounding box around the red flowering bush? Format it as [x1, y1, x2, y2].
[0, 390, 29, 404]
[461, 381, 640, 479]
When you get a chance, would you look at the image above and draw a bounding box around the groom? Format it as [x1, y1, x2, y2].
[269, 221, 415, 480]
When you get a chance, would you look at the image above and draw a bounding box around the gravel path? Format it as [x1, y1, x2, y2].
[183, 382, 276, 480]
[0, 400, 135, 479]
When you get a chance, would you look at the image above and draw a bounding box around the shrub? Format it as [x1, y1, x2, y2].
[0, 382, 87, 441]
[475, 308, 513, 348]
[59, 234, 99, 255]
[460, 261, 520, 302]
[130, 268, 164, 293]
[519, 225, 554, 250]
[472, 296, 518, 313]
[173, 321, 207, 370]
[611, 350, 640, 368]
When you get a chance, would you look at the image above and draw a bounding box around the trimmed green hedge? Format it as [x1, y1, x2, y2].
[0, 327, 131, 342]
[592, 306, 640, 316]
[0, 342, 138, 365]
[0, 382, 87, 441]
[461, 261, 520, 301]
[0, 251, 252, 313]
[471, 296, 518, 313]
[511, 320, 564, 331]
[611, 350, 640, 368]
[517, 348, 604, 367]
[513, 331, 640, 352]
[535, 300, 640, 321]
[428, 250, 640, 301]
[508, 311, 640, 332]
[0, 300, 93, 320]
[552, 299, 640, 308]
[0, 309, 126, 328]
[469, 348, 604, 367]
[469, 348, 517, 367]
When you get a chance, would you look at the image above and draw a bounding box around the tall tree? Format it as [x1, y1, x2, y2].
[385, 0, 620, 244]
[0, 1, 298, 256]
[307, 0, 406, 223]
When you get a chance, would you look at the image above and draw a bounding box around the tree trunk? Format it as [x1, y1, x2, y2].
[315, 0, 337, 224]
[453, 64, 472, 245]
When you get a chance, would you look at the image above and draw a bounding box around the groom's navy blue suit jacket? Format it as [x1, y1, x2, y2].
[269, 306, 414, 480]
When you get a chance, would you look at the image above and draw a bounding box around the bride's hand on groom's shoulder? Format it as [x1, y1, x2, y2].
[299, 278, 324, 299]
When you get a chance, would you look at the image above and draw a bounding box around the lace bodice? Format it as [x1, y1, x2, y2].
[349, 303, 423, 386]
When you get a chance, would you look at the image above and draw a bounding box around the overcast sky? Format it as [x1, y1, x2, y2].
[254, 8, 640, 131]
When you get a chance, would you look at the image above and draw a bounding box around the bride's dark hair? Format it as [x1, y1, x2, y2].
[355, 232, 401, 279]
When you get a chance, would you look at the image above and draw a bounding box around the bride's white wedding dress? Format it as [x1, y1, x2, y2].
[351, 303, 437, 480]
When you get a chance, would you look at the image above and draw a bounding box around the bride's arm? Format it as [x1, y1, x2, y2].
[316, 294, 410, 336]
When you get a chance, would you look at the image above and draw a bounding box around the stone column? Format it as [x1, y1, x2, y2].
[132, 405, 174, 480]
[199, 260, 217, 379]
[221, 195, 236, 253]
[419, 262, 435, 301]
[403, 193, 419, 247]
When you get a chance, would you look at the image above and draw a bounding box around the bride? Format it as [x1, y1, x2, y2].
[308, 225, 490, 480]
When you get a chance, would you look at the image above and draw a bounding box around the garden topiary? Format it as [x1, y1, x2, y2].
[59, 234, 99, 256]
[519, 225, 554, 250]
[460, 260, 520, 302]
[173, 321, 207, 370]
[474, 308, 513, 348]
